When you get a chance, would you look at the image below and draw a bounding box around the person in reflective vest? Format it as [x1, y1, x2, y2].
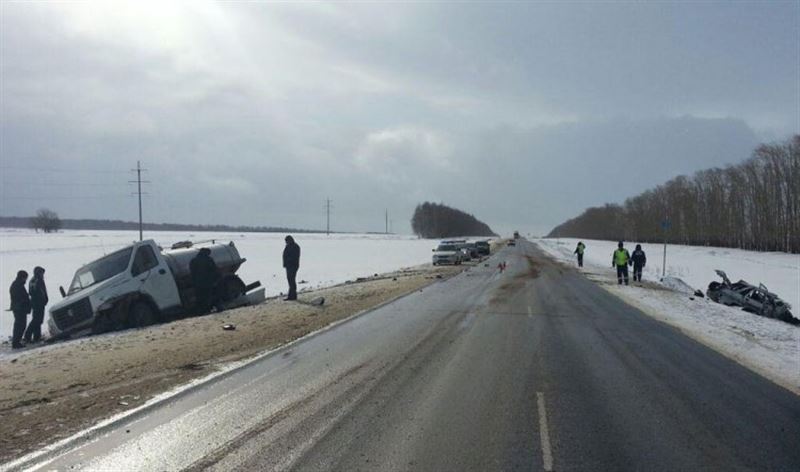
[574, 241, 586, 268]
[612, 241, 631, 286]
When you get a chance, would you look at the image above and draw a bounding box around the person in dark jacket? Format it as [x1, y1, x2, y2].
[631, 244, 647, 282]
[574, 241, 586, 267]
[283, 235, 300, 301]
[24, 266, 48, 343]
[612, 241, 631, 286]
[9, 270, 31, 349]
[190, 248, 221, 314]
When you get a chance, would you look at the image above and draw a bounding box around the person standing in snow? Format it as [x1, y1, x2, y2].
[9, 270, 31, 349]
[612, 241, 631, 286]
[631, 244, 647, 282]
[283, 235, 301, 301]
[24, 266, 48, 343]
[190, 248, 221, 314]
[574, 241, 586, 267]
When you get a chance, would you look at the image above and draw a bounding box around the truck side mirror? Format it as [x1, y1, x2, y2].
[59, 286, 66, 298]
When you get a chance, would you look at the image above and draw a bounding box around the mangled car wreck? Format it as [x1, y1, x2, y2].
[707, 270, 797, 325]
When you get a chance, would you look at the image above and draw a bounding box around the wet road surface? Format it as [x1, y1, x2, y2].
[11, 240, 800, 471]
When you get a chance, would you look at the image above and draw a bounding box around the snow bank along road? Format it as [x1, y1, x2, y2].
[8, 240, 800, 471]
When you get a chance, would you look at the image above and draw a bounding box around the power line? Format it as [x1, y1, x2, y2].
[2, 182, 121, 187]
[1, 195, 134, 200]
[0, 165, 128, 174]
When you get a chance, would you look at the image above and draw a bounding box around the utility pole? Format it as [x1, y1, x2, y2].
[326, 198, 332, 236]
[385, 209, 389, 234]
[661, 217, 670, 278]
[129, 161, 149, 241]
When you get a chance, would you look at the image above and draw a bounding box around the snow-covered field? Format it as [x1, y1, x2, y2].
[0, 228, 440, 339]
[536, 238, 800, 394]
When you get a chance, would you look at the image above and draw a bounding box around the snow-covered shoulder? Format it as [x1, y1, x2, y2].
[536, 238, 800, 395]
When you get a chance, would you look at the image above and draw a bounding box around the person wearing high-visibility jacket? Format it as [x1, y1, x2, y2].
[573, 241, 586, 267]
[612, 241, 631, 285]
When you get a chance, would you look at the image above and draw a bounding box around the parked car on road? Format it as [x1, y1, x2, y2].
[475, 240, 491, 256]
[432, 243, 463, 265]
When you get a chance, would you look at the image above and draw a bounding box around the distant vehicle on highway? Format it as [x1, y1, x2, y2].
[466, 242, 481, 259]
[475, 241, 491, 256]
[508, 240, 516, 246]
[432, 243, 463, 265]
[513, 231, 520, 239]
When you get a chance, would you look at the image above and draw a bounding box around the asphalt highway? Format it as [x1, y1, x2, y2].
[13, 240, 800, 471]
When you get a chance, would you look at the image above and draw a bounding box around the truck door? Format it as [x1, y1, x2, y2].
[131, 243, 182, 311]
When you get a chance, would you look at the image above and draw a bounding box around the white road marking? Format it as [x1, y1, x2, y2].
[536, 391, 554, 471]
[527, 305, 533, 317]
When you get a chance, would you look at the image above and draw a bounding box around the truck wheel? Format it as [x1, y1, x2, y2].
[91, 313, 116, 334]
[129, 301, 157, 328]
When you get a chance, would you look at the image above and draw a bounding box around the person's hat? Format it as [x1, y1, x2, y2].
[618, 241, 624, 248]
[17, 270, 28, 279]
[635, 244, 642, 250]
[285, 235, 294, 243]
[199, 247, 211, 255]
[33, 266, 45, 275]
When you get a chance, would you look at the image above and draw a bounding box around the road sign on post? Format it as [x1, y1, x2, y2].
[661, 220, 671, 278]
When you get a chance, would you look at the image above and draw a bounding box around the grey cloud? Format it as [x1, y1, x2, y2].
[0, 3, 794, 235]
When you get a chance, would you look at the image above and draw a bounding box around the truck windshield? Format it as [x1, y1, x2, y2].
[68, 247, 133, 295]
[437, 245, 458, 252]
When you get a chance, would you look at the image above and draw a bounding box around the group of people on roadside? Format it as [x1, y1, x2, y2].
[8, 267, 48, 349]
[574, 241, 647, 286]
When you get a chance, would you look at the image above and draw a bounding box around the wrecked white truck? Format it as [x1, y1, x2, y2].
[47, 239, 263, 339]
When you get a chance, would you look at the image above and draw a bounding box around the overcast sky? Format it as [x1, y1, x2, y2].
[1, 1, 797, 236]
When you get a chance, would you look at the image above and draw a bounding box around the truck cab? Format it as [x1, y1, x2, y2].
[48, 240, 182, 338]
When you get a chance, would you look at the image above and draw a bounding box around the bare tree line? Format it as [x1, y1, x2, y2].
[411, 202, 497, 238]
[548, 135, 800, 254]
